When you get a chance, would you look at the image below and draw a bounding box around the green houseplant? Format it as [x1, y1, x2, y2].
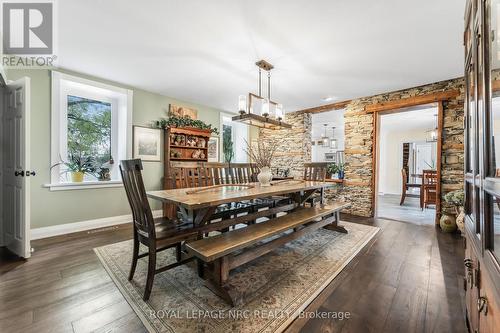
[51, 154, 98, 182]
[327, 163, 338, 178]
[156, 113, 219, 135]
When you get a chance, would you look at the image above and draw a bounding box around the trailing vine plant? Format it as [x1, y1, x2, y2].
[155, 112, 219, 135]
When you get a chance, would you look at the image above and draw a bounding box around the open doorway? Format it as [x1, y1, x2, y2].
[375, 106, 439, 225]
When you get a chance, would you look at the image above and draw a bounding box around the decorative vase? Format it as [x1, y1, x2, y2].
[456, 206, 465, 235]
[257, 166, 273, 187]
[338, 170, 345, 179]
[71, 171, 84, 182]
[440, 213, 457, 233]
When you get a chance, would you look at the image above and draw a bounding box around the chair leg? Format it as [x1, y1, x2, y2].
[175, 243, 182, 262]
[128, 234, 139, 281]
[400, 187, 406, 205]
[143, 246, 157, 301]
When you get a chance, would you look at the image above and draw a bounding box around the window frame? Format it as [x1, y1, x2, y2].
[49, 71, 132, 190]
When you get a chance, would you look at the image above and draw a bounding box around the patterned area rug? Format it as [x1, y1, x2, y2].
[94, 222, 379, 333]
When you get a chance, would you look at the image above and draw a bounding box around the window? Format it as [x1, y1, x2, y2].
[221, 114, 248, 163]
[50, 72, 132, 190]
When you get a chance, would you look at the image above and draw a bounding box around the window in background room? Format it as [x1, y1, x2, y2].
[221, 114, 248, 163]
[51, 72, 132, 188]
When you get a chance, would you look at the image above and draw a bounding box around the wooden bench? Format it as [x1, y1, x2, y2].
[185, 201, 350, 306]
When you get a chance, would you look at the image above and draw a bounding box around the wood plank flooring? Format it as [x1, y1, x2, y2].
[0, 216, 466, 333]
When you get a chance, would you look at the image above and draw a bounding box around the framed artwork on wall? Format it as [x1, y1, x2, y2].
[207, 136, 219, 162]
[169, 104, 198, 120]
[133, 126, 162, 161]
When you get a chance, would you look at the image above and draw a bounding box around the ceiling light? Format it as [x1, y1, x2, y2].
[322, 96, 337, 102]
[232, 60, 292, 130]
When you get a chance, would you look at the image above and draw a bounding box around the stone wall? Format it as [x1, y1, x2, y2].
[259, 112, 312, 177]
[262, 77, 465, 217]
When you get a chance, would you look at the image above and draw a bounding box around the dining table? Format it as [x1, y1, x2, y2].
[147, 179, 336, 230]
[146, 179, 347, 305]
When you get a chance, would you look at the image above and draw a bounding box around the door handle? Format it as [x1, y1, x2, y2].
[26, 170, 36, 177]
[14, 170, 25, 177]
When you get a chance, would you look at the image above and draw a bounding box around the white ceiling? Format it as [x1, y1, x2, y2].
[380, 107, 437, 132]
[58, 0, 466, 113]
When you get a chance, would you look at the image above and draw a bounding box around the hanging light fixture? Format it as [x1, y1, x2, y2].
[426, 114, 438, 142]
[232, 60, 292, 129]
[321, 124, 329, 146]
[330, 127, 337, 149]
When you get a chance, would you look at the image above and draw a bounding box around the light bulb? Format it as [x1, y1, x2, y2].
[238, 95, 246, 114]
[262, 98, 270, 117]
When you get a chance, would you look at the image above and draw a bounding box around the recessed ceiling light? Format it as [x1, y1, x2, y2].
[322, 96, 337, 102]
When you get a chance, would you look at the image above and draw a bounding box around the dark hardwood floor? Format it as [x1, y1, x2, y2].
[0, 216, 466, 333]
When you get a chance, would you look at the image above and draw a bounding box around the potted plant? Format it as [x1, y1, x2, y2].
[327, 163, 338, 179]
[244, 139, 278, 186]
[444, 190, 465, 234]
[51, 154, 98, 183]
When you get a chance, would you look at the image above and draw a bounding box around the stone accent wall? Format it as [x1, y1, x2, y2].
[262, 78, 465, 217]
[260, 112, 312, 177]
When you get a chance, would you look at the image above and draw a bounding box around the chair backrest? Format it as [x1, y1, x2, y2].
[120, 159, 155, 238]
[304, 162, 327, 181]
[227, 163, 259, 183]
[423, 169, 437, 185]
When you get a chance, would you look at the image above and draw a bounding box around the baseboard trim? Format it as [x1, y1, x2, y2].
[30, 210, 163, 240]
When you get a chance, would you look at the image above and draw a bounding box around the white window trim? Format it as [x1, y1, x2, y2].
[48, 71, 133, 191]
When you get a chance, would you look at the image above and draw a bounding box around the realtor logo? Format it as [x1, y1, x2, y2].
[2, 2, 53, 54]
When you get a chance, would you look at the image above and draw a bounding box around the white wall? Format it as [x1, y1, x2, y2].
[378, 128, 432, 195]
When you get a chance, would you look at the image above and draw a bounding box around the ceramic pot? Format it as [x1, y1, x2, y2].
[257, 166, 273, 187]
[456, 206, 465, 235]
[338, 170, 345, 179]
[440, 213, 457, 233]
[71, 171, 84, 182]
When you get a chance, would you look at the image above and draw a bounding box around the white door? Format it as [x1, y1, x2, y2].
[415, 143, 433, 174]
[3, 77, 31, 258]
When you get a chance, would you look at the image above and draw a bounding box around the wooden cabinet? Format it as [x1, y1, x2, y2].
[464, 0, 500, 331]
[163, 126, 212, 217]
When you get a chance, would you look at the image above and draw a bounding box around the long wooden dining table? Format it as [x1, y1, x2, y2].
[147, 179, 348, 305]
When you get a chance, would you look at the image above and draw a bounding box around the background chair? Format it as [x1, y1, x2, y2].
[120, 159, 196, 301]
[400, 168, 421, 205]
[422, 169, 437, 209]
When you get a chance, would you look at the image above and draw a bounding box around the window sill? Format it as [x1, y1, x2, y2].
[43, 180, 123, 191]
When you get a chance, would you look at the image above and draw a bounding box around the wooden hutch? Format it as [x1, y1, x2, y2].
[163, 126, 212, 217]
[463, 0, 500, 331]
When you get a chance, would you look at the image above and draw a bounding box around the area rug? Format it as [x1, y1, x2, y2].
[94, 222, 379, 333]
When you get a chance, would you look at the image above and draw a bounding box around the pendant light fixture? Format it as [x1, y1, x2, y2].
[232, 60, 292, 130]
[330, 127, 337, 149]
[321, 124, 329, 146]
[426, 114, 438, 142]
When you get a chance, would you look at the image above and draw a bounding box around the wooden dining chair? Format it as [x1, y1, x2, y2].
[400, 168, 421, 205]
[304, 162, 328, 182]
[303, 163, 328, 206]
[422, 169, 437, 209]
[120, 159, 197, 301]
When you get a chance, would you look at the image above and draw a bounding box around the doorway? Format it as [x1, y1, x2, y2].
[374, 105, 441, 225]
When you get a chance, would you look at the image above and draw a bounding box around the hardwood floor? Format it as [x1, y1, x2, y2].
[0, 216, 466, 333]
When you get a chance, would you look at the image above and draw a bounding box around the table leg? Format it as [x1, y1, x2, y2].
[323, 211, 348, 233]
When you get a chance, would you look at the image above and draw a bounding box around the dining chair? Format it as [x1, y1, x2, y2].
[400, 168, 421, 205]
[120, 159, 197, 301]
[422, 169, 437, 209]
[303, 162, 328, 206]
[304, 162, 328, 182]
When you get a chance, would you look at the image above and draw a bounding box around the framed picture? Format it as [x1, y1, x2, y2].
[207, 136, 219, 162]
[133, 126, 162, 161]
[169, 104, 198, 120]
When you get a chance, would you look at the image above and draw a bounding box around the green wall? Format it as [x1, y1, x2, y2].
[6, 68, 224, 229]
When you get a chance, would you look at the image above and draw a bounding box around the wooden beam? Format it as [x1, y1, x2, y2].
[295, 100, 351, 114]
[365, 90, 460, 113]
[435, 101, 444, 226]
